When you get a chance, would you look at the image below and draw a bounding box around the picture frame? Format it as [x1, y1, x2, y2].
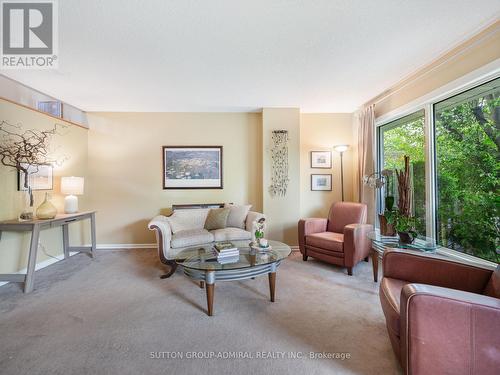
[310, 151, 332, 169]
[311, 174, 332, 191]
[163, 146, 223, 189]
[17, 163, 54, 191]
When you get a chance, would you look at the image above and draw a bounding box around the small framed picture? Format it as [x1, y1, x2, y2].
[311, 174, 332, 191]
[18, 164, 54, 191]
[310, 151, 332, 169]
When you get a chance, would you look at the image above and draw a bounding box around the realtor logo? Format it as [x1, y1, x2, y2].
[1, 0, 58, 68]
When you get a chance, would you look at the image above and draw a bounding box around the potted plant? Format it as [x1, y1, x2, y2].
[393, 214, 417, 244]
[364, 169, 396, 236]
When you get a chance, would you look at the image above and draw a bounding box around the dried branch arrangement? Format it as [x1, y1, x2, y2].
[0, 120, 68, 188]
[396, 155, 412, 217]
[269, 130, 289, 197]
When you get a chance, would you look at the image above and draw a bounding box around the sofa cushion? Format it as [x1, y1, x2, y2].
[171, 229, 214, 248]
[224, 204, 251, 229]
[483, 265, 500, 299]
[306, 232, 344, 252]
[204, 208, 230, 231]
[380, 277, 407, 338]
[327, 202, 367, 233]
[166, 209, 209, 234]
[211, 227, 252, 242]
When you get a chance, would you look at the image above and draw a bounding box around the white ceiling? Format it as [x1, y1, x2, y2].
[2, 0, 500, 113]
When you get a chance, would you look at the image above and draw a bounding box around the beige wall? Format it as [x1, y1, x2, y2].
[262, 108, 301, 245]
[86, 112, 263, 246]
[372, 21, 500, 117]
[299, 113, 354, 219]
[0, 99, 88, 274]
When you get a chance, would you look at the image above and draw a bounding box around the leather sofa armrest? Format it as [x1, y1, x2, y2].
[245, 211, 266, 232]
[148, 215, 173, 263]
[400, 283, 500, 375]
[343, 223, 373, 267]
[382, 249, 492, 293]
[298, 218, 328, 254]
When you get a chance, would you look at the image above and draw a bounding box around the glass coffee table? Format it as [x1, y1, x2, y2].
[368, 230, 438, 282]
[175, 240, 291, 316]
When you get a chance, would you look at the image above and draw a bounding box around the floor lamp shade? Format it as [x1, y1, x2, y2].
[61, 177, 84, 213]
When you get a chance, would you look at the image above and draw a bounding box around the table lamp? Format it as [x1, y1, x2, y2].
[333, 145, 350, 201]
[61, 176, 84, 213]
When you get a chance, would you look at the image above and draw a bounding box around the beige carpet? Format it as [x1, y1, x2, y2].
[0, 249, 401, 375]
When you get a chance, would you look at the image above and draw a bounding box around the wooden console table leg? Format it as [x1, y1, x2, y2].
[206, 271, 215, 316]
[371, 249, 379, 283]
[268, 272, 276, 302]
[24, 225, 40, 293]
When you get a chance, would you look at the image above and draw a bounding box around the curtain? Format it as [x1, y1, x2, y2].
[356, 105, 375, 224]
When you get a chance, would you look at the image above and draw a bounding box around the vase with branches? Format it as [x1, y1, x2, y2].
[387, 155, 417, 243]
[0, 121, 67, 220]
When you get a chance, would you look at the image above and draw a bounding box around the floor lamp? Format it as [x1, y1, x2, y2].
[334, 145, 349, 201]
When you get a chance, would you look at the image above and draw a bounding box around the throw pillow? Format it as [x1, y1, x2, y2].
[166, 209, 210, 234]
[224, 204, 252, 229]
[204, 208, 230, 231]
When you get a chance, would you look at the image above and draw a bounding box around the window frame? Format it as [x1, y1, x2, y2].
[374, 60, 500, 268]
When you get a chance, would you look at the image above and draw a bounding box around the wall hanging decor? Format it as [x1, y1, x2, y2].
[163, 146, 223, 189]
[269, 130, 289, 197]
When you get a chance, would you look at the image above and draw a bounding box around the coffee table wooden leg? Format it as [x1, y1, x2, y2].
[268, 272, 276, 302]
[206, 271, 215, 316]
[199, 281, 204, 289]
[371, 249, 379, 282]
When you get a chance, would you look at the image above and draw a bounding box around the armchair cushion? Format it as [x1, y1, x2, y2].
[327, 202, 367, 233]
[171, 229, 214, 248]
[305, 232, 344, 252]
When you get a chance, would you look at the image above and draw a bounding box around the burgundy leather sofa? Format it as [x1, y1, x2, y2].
[380, 249, 500, 375]
[298, 202, 373, 275]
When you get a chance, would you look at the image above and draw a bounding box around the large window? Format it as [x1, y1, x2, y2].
[377, 76, 499, 264]
[434, 78, 500, 263]
[379, 110, 426, 235]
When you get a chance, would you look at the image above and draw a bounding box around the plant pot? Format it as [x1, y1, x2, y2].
[379, 214, 396, 236]
[398, 231, 415, 244]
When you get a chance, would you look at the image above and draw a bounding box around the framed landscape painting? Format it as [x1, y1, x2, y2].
[310, 151, 332, 169]
[163, 146, 223, 189]
[311, 174, 332, 191]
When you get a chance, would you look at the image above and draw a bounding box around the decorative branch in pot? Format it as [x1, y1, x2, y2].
[392, 155, 417, 244]
[0, 120, 67, 220]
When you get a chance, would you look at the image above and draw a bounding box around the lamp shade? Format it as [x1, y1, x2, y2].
[61, 176, 84, 195]
[333, 144, 349, 153]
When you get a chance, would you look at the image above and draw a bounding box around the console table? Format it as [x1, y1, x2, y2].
[0, 211, 96, 293]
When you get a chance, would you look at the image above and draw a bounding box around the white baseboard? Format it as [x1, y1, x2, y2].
[0, 251, 78, 287]
[96, 243, 157, 250]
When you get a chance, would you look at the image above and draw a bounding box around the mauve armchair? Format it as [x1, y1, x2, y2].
[380, 249, 500, 375]
[298, 202, 373, 275]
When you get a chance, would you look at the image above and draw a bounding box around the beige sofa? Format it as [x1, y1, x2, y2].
[148, 207, 265, 277]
